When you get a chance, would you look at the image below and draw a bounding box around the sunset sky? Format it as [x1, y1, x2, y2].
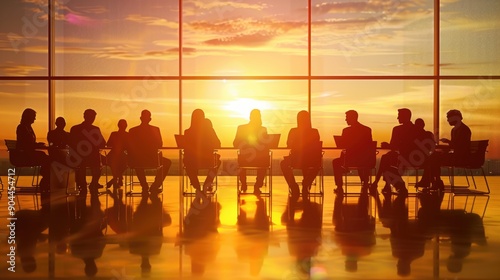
[1, 0, 499, 158]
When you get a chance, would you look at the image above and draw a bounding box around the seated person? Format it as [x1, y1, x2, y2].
[280, 110, 322, 200]
[233, 109, 270, 193]
[69, 109, 106, 194]
[14, 108, 51, 192]
[47, 116, 70, 163]
[371, 108, 419, 195]
[128, 110, 172, 195]
[417, 109, 470, 189]
[183, 109, 221, 192]
[332, 110, 373, 194]
[106, 119, 129, 189]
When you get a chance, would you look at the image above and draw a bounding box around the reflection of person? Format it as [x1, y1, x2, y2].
[14, 108, 51, 191]
[69, 109, 106, 194]
[371, 108, 418, 195]
[106, 119, 129, 189]
[233, 109, 270, 194]
[281, 111, 322, 200]
[183, 197, 221, 276]
[128, 110, 172, 195]
[184, 109, 221, 192]
[236, 197, 270, 276]
[286, 201, 322, 278]
[332, 110, 373, 194]
[14, 209, 48, 273]
[128, 194, 170, 276]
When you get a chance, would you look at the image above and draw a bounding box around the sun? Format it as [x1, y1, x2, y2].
[223, 98, 273, 119]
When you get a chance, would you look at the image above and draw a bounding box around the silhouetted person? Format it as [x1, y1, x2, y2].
[14, 108, 50, 191]
[233, 109, 270, 194]
[128, 194, 170, 277]
[183, 109, 221, 192]
[69, 109, 106, 194]
[236, 196, 270, 276]
[371, 108, 419, 195]
[183, 197, 221, 276]
[106, 119, 129, 189]
[332, 110, 373, 194]
[68, 194, 106, 277]
[418, 109, 471, 189]
[281, 111, 322, 200]
[128, 110, 172, 195]
[413, 118, 439, 189]
[47, 116, 70, 164]
[105, 188, 132, 241]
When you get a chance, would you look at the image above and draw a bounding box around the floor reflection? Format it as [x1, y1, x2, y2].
[0, 176, 499, 279]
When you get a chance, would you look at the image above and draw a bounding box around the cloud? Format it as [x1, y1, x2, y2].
[126, 14, 178, 29]
[0, 62, 45, 76]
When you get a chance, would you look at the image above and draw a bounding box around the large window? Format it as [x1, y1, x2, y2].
[1, 0, 499, 162]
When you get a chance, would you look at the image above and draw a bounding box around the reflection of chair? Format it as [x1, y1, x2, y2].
[181, 150, 219, 197]
[443, 140, 490, 216]
[5, 139, 42, 210]
[342, 141, 378, 195]
[125, 150, 163, 196]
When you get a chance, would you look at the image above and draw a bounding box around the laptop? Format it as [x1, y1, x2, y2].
[333, 135, 346, 148]
[266, 134, 281, 149]
[174, 134, 186, 149]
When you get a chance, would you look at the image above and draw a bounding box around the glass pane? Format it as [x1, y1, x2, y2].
[181, 80, 308, 147]
[441, 0, 500, 75]
[0, 0, 48, 76]
[440, 79, 500, 160]
[312, 0, 434, 76]
[182, 1, 308, 76]
[312, 80, 434, 148]
[54, 80, 179, 147]
[54, 0, 179, 76]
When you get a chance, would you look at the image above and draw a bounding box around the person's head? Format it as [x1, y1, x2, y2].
[190, 109, 205, 127]
[83, 258, 97, 277]
[397, 108, 412, 124]
[140, 110, 152, 124]
[345, 110, 358, 126]
[249, 109, 262, 126]
[397, 259, 411, 276]
[447, 255, 463, 273]
[117, 119, 127, 130]
[415, 118, 425, 130]
[21, 108, 37, 124]
[345, 259, 358, 272]
[21, 256, 36, 273]
[297, 110, 312, 129]
[55, 117, 66, 129]
[446, 109, 463, 126]
[83, 109, 97, 124]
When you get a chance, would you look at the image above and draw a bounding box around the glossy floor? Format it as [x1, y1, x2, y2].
[0, 176, 499, 279]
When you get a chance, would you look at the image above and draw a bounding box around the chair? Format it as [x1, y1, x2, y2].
[125, 150, 164, 196]
[181, 149, 219, 197]
[342, 141, 378, 195]
[4, 139, 42, 210]
[237, 150, 273, 197]
[289, 141, 324, 198]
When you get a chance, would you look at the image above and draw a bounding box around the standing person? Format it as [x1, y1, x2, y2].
[106, 119, 129, 189]
[280, 110, 322, 200]
[14, 108, 51, 191]
[370, 108, 418, 195]
[128, 110, 171, 195]
[183, 109, 221, 192]
[69, 109, 106, 195]
[332, 110, 373, 194]
[233, 109, 270, 193]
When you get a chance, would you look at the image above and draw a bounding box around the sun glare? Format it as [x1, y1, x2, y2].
[223, 98, 273, 119]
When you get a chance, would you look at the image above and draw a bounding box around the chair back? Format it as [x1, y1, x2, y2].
[345, 141, 377, 168]
[4, 139, 17, 151]
[291, 141, 323, 169]
[468, 140, 488, 168]
[4, 139, 23, 166]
